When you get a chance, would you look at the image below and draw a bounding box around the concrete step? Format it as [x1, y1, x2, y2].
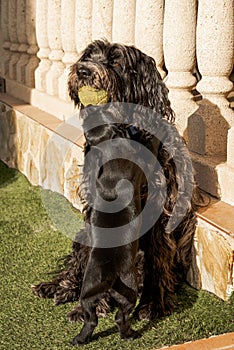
[157, 332, 234, 350]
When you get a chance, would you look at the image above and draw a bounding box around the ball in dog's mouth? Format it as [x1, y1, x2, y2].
[78, 86, 108, 106]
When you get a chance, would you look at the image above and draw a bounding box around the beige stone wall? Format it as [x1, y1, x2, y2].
[0, 97, 83, 211]
[188, 219, 234, 301]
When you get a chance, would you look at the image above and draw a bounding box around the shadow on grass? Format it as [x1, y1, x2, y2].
[0, 160, 18, 187]
[174, 283, 199, 313]
[92, 283, 199, 342]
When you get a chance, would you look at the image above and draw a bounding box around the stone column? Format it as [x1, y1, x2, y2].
[58, 0, 78, 101]
[197, 0, 234, 113]
[25, 0, 39, 87]
[46, 0, 64, 96]
[1, 1, 11, 77]
[163, 0, 198, 136]
[8, 0, 20, 81]
[35, 0, 51, 92]
[195, 0, 234, 155]
[75, 0, 92, 53]
[16, 0, 29, 84]
[92, 0, 113, 41]
[135, 0, 165, 78]
[112, 1, 136, 45]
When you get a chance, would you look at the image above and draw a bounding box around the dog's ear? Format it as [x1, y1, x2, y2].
[139, 55, 174, 123]
[68, 63, 80, 107]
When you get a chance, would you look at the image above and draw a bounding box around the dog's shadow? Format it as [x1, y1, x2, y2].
[173, 283, 199, 314]
[92, 283, 199, 341]
[92, 325, 119, 341]
[92, 321, 151, 342]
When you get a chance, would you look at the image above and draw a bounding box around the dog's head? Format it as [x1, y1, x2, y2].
[68, 39, 174, 122]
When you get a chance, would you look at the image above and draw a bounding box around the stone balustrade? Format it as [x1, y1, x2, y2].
[0, 0, 234, 302]
[0, 0, 233, 204]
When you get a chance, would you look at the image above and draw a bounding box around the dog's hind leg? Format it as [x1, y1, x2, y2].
[136, 225, 177, 320]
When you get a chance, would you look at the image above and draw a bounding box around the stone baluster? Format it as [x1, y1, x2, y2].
[163, 0, 198, 137]
[1, 1, 11, 77]
[25, 0, 39, 87]
[75, 0, 92, 53]
[58, 0, 78, 101]
[8, 0, 20, 81]
[46, 0, 64, 96]
[92, 0, 113, 41]
[16, 0, 29, 84]
[35, 0, 51, 92]
[135, 0, 165, 78]
[195, 0, 234, 156]
[112, 1, 136, 45]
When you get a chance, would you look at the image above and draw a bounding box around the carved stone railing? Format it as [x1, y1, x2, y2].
[0, 0, 234, 301]
[0, 0, 234, 204]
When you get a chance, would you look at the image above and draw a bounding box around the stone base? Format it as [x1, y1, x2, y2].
[0, 92, 233, 300]
[191, 151, 234, 206]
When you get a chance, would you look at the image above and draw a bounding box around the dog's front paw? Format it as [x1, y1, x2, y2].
[70, 334, 90, 346]
[67, 304, 84, 323]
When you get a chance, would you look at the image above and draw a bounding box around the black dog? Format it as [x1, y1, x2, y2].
[69, 105, 156, 345]
[32, 40, 198, 341]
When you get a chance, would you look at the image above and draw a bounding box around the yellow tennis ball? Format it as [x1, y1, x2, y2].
[78, 86, 108, 106]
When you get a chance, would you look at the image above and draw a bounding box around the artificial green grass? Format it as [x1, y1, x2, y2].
[0, 160, 233, 350]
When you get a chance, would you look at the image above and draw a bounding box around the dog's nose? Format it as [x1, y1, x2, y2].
[77, 67, 90, 78]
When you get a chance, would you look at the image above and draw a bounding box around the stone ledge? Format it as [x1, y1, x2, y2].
[198, 198, 234, 235]
[0, 92, 233, 301]
[4, 78, 77, 122]
[0, 92, 85, 148]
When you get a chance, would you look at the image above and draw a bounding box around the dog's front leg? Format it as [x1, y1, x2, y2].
[70, 306, 98, 346]
[70, 250, 113, 346]
[111, 274, 140, 340]
[70, 279, 111, 346]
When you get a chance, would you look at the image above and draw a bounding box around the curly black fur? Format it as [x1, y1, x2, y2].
[32, 40, 197, 336]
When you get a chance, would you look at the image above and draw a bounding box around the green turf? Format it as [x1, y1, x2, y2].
[0, 160, 233, 350]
